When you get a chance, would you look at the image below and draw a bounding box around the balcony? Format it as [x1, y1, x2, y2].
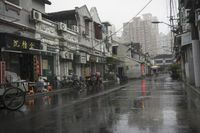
[62, 30, 78, 44]
[80, 36, 92, 48]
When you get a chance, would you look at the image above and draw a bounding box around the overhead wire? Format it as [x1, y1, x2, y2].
[93, 0, 154, 48]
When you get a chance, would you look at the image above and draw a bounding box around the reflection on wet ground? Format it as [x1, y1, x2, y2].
[0, 74, 200, 133]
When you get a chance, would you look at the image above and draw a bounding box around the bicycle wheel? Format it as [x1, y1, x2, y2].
[2, 87, 25, 110]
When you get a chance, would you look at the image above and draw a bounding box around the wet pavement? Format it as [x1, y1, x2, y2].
[0, 74, 200, 133]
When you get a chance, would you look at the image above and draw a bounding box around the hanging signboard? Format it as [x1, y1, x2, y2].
[0, 33, 41, 51]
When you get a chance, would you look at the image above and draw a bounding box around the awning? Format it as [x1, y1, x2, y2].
[151, 65, 160, 69]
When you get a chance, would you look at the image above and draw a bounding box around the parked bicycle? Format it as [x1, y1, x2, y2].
[60, 74, 86, 94]
[85, 73, 103, 94]
[70, 75, 86, 94]
[0, 80, 26, 110]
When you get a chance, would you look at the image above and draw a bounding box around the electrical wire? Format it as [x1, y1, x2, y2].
[93, 0, 154, 48]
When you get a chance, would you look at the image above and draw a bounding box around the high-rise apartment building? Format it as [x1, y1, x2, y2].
[158, 32, 172, 55]
[122, 13, 159, 57]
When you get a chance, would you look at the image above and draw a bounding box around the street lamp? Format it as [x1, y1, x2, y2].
[151, 21, 179, 33]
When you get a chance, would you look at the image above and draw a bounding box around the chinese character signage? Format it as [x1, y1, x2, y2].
[0, 33, 41, 50]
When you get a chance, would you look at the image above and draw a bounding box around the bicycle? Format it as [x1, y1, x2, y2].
[85, 74, 103, 94]
[0, 80, 26, 111]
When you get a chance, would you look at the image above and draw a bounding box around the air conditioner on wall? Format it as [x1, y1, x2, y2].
[60, 51, 67, 59]
[60, 51, 74, 60]
[72, 25, 79, 32]
[68, 53, 74, 60]
[32, 10, 42, 21]
[58, 22, 67, 31]
[41, 43, 47, 51]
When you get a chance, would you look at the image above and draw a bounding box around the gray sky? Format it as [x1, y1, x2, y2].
[46, 0, 175, 34]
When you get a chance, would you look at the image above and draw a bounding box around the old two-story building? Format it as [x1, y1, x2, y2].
[0, 1, 123, 85]
[0, 0, 60, 84]
[47, 5, 107, 79]
[109, 39, 150, 79]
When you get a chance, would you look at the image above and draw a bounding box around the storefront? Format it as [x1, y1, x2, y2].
[60, 50, 74, 78]
[0, 33, 41, 82]
[95, 56, 106, 77]
[39, 39, 59, 83]
[59, 29, 79, 79]
[79, 52, 89, 77]
[35, 21, 60, 83]
[73, 51, 87, 77]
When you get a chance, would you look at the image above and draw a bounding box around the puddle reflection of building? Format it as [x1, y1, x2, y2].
[25, 95, 53, 111]
[42, 96, 52, 105]
[26, 99, 35, 111]
[133, 98, 144, 109]
[141, 80, 147, 96]
[129, 80, 163, 132]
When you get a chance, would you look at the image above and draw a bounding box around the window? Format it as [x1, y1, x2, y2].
[155, 60, 163, 64]
[166, 60, 172, 63]
[85, 20, 90, 35]
[94, 22, 102, 40]
[126, 66, 129, 70]
[112, 46, 118, 55]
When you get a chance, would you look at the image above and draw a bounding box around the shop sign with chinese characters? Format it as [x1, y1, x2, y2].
[0, 33, 41, 50]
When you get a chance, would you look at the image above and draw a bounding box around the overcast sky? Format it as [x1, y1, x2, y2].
[46, 0, 176, 34]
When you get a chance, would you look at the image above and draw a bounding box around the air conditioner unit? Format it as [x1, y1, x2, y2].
[60, 51, 68, 59]
[58, 22, 67, 31]
[60, 51, 74, 60]
[72, 25, 79, 32]
[68, 52, 74, 60]
[32, 10, 42, 21]
[41, 43, 47, 51]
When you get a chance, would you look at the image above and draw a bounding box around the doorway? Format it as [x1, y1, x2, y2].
[19, 54, 34, 81]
